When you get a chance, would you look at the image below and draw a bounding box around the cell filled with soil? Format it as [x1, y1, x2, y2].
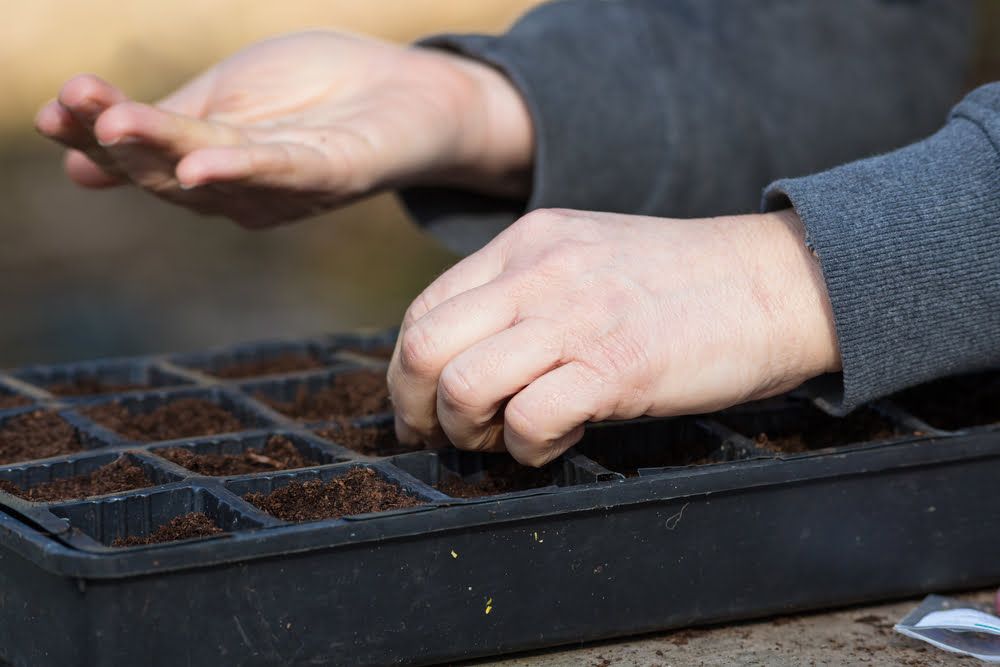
[208, 353, 327, 380]
[0, 455, 154, 502]
[257, 369, 391, 421]
[315, 421, 423, 457]
[83, 397, 246, 442]
[576, 418, 736, 477]
[340, 344, 395, 361]
[15, 361, 190, 398]
[889, 371, 1000, 431]
[716, 401, 908, 454]
[243, 467, 423, 522]
[435, 457, 554, 498]
[158, 435, 323, 476]
[113, 512, 223, 547]
[0, 410, 85, 465]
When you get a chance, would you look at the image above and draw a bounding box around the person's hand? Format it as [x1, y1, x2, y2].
[34, 31, 533, 228]
[387, 208, 841, 466]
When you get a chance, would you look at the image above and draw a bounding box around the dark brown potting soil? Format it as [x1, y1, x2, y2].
[260, 369, 390, 421]
[315, 421, 423, 457]
[113, 512, 223, 547]
[891, 372, 1000, 431]
[0, 410, 83, 464]
[209, 353, 326, 379]
[84, 398, 244, 442]
[435, 459, 554, 498]
[751, 410, 901, 454]
[0, 456, 153, 502]
[159, 436, 313, 476]
[244, 467, 421, 522]
[46, 377, 150, 397]
[0, 394, 31, 410]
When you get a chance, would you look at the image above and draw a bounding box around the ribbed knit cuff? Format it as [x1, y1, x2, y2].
[763, 84, 1000, 409]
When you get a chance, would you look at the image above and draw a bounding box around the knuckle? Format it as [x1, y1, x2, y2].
[514, 208, 567, 236]
[437, 363, 481, 412]
[398, 323, 438, 376]
[403, 292, 434, 328]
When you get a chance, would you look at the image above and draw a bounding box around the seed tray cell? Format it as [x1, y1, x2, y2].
[0, 382, 36, 412]
[11, 357, 192, 399]
[49, 485, 268, 549]
[75, 387, 278, 444]
[149, 430, 354, 474]
[168, 339, 339, 380]
[0, 330, 999, 667]
[241, 366, 392, 424]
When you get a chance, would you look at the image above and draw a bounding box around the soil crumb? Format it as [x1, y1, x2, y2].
[0, 410, 83, 464]
[113, 512, 223, 547]
[315, 421, 423, 456]
[210, 353, 326, 379]
[46, 377, 149, 397]
[159, 436, 313, 476]
[244, 467, 421, 522]
[84, 398, 244, 442]
[0, 456, 152, 502]
[260, 369, 390, 420]
[435, 459, 554, 498]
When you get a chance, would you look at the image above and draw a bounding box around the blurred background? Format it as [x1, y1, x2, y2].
[0, 1, 997, 367]
[0, 1, 542, 366]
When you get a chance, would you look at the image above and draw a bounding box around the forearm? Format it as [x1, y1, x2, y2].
[402, 0, 974, 252]
[763, 82, 1000, 409]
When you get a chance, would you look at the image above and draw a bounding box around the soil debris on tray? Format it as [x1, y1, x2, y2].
[46, 377, 150, 397]
[159, 436, 314, 476]
[315, 421, 423, 456]
[0, 456, 153, 502]
[582, 445, 714, 478]
[84, 398, 244, 442]
[260, 369, 390, 420]
[244, 467, 421, 521]
[435, 459, 554, 498]
[0, 410, 83, 464]
[113, 512, 223, 547]
[0, 394, 31, 410]
[209, 353, 326, 379]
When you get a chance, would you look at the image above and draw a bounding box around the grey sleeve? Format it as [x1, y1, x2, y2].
[763, 83, 1000, 410]
[400, 0, 973, 253]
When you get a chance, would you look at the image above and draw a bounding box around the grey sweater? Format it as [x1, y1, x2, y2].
[401, 0, 999, 410]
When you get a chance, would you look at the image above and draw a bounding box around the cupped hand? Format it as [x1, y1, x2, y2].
[35, 31, 532, 227]
[387, 208, 841, 466]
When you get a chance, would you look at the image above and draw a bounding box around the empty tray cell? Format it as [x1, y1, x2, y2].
[391, 449, 592, 499]
[0, 451, 180, 503]
[152, 432, 347, 476]
[0, 408, 113, 465]
[248, 368, 391, 422]
[313, 418, 424, 457]
[50, 486, 263, 548]
[889, 371, 1000, 432]
[0, 385, 32, 411]
[715, 399, 910, 454]
[80, 390, 270, 443]
[575, 418, 743, 477]
[172, 340, 336, 380]
[227, 464, 431, 523]
[13, 358, 190, 398]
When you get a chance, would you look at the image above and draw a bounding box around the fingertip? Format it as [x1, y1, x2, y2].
[58, 74, 124, 111]
[33, 101, 67, 136]
[92, 101, 146, 146]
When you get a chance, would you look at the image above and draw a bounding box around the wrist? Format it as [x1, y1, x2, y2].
[745, 209, 842, 392]
[410, 47, 534, 199]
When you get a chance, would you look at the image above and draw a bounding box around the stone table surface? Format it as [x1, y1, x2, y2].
[462, 590, 993, 666]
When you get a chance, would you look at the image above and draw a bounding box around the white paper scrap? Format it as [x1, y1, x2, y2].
[895, 595, 1000, 662]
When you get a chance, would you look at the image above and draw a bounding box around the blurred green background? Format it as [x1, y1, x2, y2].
[0, 1, 541, 366]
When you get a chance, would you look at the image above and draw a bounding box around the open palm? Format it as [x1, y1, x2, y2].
[36, 31, 531, 227]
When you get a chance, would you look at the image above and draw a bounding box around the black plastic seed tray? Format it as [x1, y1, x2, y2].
[0, 331, 998, 666]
